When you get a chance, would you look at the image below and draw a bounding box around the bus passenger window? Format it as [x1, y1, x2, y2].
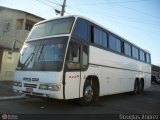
[109, 35, 121, 53]
[67, 42, 80, 69]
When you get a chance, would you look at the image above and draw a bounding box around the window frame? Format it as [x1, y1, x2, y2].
[146, 53, 151, 63]
[124, 42, 132, 57]
[132, 46, 139, 60]
[65, 38, 89, 71]
[92, 26, 108, 48]
[140, 50, 145, 62]
[73, 18, 88, 41]
[108, 34, 121, 53]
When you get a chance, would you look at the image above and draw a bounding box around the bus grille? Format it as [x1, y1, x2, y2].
[23, 77, 39, 82]
[24, 83, 37, 88]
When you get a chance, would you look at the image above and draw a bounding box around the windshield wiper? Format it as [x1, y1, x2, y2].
[20, 52, 36, 69]
[20, 45, 37, 69]
[38, 44, 44, 61]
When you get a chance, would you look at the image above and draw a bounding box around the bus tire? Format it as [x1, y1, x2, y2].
[78, 80, 98, 106]
[132, 79, 139, 94]
[138, 79, 144, 94]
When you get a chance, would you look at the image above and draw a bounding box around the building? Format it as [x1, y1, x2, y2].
[0, 6, 45, 80]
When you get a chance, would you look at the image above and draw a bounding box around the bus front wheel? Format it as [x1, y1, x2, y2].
[78, 80, 98, 106]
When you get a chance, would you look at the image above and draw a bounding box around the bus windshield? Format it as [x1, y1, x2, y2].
[17, 37, 68, 71]
[27, 17, 74, 40]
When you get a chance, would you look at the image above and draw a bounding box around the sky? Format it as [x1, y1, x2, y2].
[0, 0, 160, 66]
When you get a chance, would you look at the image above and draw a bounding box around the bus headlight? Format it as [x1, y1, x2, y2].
[48, 84, 61, 91]
[39, 84, 61, 91]
[13, 81, 22, 87]
[39, 84, 48, 90]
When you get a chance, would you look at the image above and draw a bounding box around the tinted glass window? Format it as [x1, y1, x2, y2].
[140, 50, 145, 61]
[93, 27, 103, 45]
[28, 17, 74, 40]
[132, 47, 139, 59]
[74, 19, 88, 41]
[109, 35, 121, 52]
[67, 41, 81, 70]
[102, 32, 108, 48]
[93, 27, 108, 48]
[17, 37, 68, 71]
[124, 42, 131, 56]
[146, 54, 151, 63]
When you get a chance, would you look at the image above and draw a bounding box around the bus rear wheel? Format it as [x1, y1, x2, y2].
[138, 80, 144, 93]
[132, 79, 139, 94]
[78, 80, 97, 106]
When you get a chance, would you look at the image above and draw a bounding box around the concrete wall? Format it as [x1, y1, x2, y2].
[0, 50, 19, 80]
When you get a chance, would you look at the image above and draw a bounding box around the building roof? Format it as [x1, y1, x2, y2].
[0, 6, 45, 20]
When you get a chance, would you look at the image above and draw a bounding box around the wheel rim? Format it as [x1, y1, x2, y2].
[84, 86, 93, 102]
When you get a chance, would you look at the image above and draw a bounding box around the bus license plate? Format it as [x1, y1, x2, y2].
[26, 87, 33, 93]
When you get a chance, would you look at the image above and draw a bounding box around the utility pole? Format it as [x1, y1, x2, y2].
[61, 0, 66, 16]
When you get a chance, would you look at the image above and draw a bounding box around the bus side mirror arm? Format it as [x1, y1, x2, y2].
[12, 40, 23, 52]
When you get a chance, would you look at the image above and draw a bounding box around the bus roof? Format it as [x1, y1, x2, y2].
[34, 15, 150, 54]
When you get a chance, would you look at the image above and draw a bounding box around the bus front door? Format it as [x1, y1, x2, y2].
[64, 41, 81, 99]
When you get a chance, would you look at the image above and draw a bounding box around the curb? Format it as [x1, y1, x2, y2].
[0, 94, 28, 101]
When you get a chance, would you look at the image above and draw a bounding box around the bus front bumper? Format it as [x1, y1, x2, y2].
[13, 83, 63, 99]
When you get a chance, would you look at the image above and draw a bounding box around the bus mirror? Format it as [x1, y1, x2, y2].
[12, 40, 16, 52]
[12, 40, 23, 52]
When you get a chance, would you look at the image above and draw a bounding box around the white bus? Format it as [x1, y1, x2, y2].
[13, 15, 151, 105]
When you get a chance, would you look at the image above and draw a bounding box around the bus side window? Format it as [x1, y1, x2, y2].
[73, 19, 88, 41]
[67, 42, 80, 69]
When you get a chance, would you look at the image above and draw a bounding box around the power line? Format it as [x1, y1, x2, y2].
[76, 0, 160, 20]
[35, 0, 59, 10]
[36, 0, 67, 16]
[116, 4, 160, 20]
[105, 15, 160, 27]
[105, 0, 160, 20]
[78, 0, 151, 6]
[35, 0, 64, 15]
[104, 16, 160, 35]
[45, 0, 73, 12]
[45, 0, 62, 7]
[72, 1, 160, 26]
[65, 5, 82, 12]
[105, 0, 152, 4]
[86, 7, 160, 26]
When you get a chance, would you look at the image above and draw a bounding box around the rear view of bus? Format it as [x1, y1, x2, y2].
[13, 16, 75, 99]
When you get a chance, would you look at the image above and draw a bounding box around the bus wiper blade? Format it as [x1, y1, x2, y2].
[21, 52, 35, 69]
[38, 44, 44, 61]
